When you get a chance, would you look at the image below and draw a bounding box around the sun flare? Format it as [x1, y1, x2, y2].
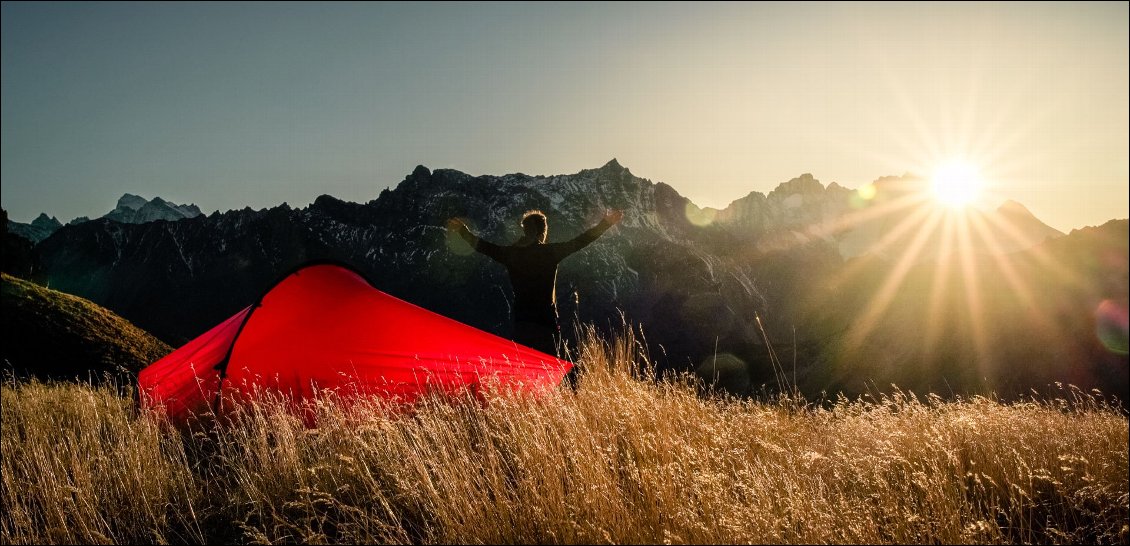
[931, 160, 983, 208]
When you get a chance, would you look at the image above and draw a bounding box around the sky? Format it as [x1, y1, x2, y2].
[2, 2, 1127, 233]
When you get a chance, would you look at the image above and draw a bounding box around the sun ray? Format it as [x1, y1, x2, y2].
[955, 210, 993, 378]
[976, 206, 1080, 287]
[843, 208, 945, 353]
[967, 212, 1062, 340]
[969, 106, 1047, 175]
[834, 188, 929, 231]
[956, 59, 983, 157]
[852, 196, 934, 254]
[878, 62, 946, 171]
[825, 196, 936, 295]
[922, 212, 958, 361]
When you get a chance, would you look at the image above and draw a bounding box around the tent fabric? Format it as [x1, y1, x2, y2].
[138, 263, 572, 424]
[137, 306, 251, 423]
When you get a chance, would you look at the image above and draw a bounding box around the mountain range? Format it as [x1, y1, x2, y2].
[6, 193, 201, 243]
[2, 160, 1124, 400]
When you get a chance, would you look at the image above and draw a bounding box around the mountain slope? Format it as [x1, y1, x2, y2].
[6, 213, 62, 244]
[1, 273, 172, 381]
[2, 208, 38, 277]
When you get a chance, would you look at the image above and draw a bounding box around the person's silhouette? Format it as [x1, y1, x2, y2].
[447, 209, 623, 385]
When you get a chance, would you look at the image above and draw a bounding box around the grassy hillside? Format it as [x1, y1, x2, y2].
[2, 329, 1126, 545]
[1, 273, 171, 381]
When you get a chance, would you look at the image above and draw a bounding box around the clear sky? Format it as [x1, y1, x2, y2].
[2, 2, 1127, 232]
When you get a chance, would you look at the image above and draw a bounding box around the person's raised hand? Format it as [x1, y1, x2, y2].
[605, 209, 624, 225]
[446, 217, 466, 232]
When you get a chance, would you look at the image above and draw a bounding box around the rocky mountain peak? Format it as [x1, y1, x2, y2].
[601, 158, 624, 170]
[411, 165, 432, 182]
[103, 194, 202, 224]
[993, 199, 1064, 240]
[31, 213, 62, 230]
[115, 193, 149, 211]
[6, 213, 63, 243]
[313, 194, 343, 208]
[998, 199, 1034, 217]
[769, 173, 825, 198]
[568, 158, 633, 183]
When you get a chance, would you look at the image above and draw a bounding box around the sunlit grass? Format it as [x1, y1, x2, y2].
[2, 328, 1127, 544]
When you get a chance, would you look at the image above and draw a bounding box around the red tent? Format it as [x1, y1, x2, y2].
[138, 262, 572, 424]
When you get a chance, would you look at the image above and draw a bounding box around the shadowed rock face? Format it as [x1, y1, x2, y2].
[6, 213, 63, 244]
[2, 208, 38, 277]
[102, 194, 202, 224]
[29, 162, 1123, 400]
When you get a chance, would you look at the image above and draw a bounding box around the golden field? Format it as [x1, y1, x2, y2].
[2, 329, 1127, 545]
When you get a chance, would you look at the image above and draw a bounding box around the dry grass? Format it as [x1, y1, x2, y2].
[3, 327, 1127, 545]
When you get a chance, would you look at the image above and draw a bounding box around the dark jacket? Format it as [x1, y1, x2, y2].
[456, 219, 614, 326]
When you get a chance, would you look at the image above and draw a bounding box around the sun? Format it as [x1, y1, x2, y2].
[931, 160, 983, 208]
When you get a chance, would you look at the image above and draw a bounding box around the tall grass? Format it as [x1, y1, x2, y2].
[3, 328, 1127, 544]
[1, 380, 202, 544]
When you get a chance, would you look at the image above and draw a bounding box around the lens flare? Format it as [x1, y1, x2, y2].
[1096, 300, 1129, 355]
[850, 183, 878, 209]
[445, 219, 477, 256]
[685, 202, 717, 227]
[695, 353, 749, 394]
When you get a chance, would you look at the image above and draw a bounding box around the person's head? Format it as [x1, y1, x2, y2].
[521, 210, 548, 243]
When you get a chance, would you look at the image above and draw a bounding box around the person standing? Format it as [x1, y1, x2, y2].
[447, 209, 623, 384]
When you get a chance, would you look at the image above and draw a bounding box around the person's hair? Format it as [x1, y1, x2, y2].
[521, 210, 548, 243]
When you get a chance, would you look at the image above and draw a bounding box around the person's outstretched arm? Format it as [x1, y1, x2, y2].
[447, 218, 505, 261]
[554, 209, 623, 259]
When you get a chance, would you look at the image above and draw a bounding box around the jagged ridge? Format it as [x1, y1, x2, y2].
[6, 194, 203, 243]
